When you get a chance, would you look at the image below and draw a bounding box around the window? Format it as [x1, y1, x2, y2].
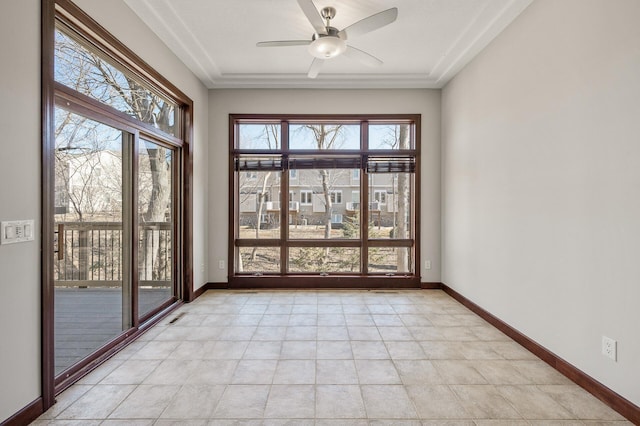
[373, 190, 387, 204]
[289, 124, 360, 150]
[54, 26, 178, 137]
[300, 190, 313, 205]
[231, 116, 419, 286]
[258, 191, 271, 203]
[368, 124, 414, 150]
[346, 190, 360, 212]
[237, 123, 281, 150]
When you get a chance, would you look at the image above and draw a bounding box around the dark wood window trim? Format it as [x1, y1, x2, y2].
[41, 0, 193, 410]
[229, 114, 421, 289]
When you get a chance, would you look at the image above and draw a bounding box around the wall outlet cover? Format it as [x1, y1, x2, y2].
[602, 336, 617, 361]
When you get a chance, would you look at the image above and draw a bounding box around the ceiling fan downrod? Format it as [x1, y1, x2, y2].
[320, 6, 337, 27]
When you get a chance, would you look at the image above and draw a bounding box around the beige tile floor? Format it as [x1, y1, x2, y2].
[34, 289, 631, 425]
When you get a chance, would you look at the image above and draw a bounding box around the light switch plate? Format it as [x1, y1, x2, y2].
[1, 220, 35, 245]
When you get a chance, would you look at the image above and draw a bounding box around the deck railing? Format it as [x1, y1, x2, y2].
[54, 221, 171, 288]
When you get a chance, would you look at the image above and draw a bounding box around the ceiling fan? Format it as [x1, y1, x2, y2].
[256, 0, 398, 78]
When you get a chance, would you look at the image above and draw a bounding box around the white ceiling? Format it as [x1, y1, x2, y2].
[123, 0, 533, 89]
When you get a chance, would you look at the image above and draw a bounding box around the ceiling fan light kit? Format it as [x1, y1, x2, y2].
[257, 0, 398, 78]
[308, 30, 346, 59]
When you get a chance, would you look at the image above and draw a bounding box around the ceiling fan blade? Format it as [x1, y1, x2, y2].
[256, 40, 311, 47]
[338, 7, 398, 40]
[297, 0, 327, 35]
[344, 45, 383, 67]
[308, 58, 324, 78]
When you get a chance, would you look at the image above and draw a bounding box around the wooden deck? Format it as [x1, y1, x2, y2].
[54, 287, 170, 375]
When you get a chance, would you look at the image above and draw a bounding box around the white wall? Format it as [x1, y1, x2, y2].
[0, 1, 42, 421]
[0, 1, 209, 422]
[442, 0, 640, 406]
[208, 89, 441, 283]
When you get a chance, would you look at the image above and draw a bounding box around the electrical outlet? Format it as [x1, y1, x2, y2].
[424, 260, 431, 270]
[218, 260, 225, 270]
[602, 336, 617, 361]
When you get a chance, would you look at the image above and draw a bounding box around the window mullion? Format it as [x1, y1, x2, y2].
[281, 154, 289, 275]
[361, 154, 369, 275]
[360, 122, 369, 274]
[281, 121, 289, 274]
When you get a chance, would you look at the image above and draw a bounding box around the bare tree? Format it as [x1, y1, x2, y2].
[55, 110, 123, 222]
[56, 29, 176, 281]
[373, 124, 411, 271]
[235, 125, 280, 267]
[396, 125, 410, 271]
[54, 109, 125, 282]
[300, 124, 344, 239]
[254, 125, 279, 240]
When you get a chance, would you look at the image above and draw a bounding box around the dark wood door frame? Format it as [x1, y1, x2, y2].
[41, 0, 194, 410]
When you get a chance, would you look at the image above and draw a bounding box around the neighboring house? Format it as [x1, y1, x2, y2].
[239, 169, 405, 229]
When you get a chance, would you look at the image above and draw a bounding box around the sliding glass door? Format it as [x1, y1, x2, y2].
[53, 108, 132, 375]
[52, 106, 179, 378]
[43, 0, 192, 405]
[138, 139, 176, 319]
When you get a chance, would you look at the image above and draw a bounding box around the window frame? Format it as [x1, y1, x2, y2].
[42, 0, 194, 406]
[300, 190, 313, 205]
[229, 114, 421, 289]
[373, 190, 387, 204]
[330, 190, 343, 204]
